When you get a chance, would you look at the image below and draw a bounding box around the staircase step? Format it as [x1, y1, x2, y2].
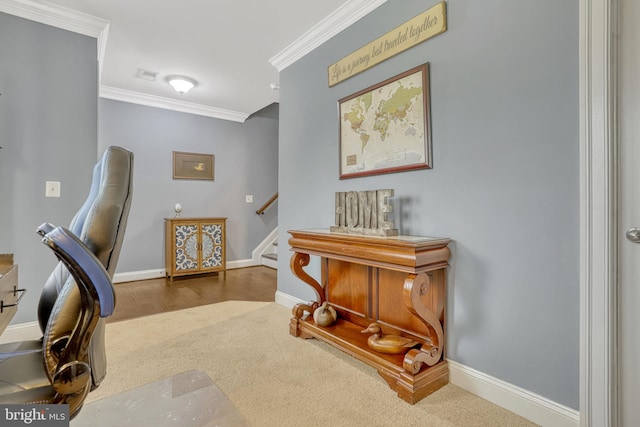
[262, 253, 278, 261]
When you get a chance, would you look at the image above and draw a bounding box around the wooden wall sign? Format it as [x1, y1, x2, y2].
[330, 189, 398, 236]
[327, 2, 447, 87]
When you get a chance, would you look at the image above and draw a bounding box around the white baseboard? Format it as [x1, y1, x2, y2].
[261, 256, 278, 269]
[448, 360, 579, 426]
[275, 290, 580, 427]
[0, 321, 41, 344]
[226, 258, 255, 269]
[113, 268, 165, 283]
[113, 259, 259, 283]
[252, 227, 278, 264]
[275, 291, 306, 309]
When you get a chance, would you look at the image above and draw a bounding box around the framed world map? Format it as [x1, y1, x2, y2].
[338, 63, 431, 179]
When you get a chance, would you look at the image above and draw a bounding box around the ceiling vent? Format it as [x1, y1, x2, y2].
[136, 69, 159, 81]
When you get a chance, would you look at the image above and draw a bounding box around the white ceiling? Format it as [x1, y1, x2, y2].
[1, 0, 387, 121]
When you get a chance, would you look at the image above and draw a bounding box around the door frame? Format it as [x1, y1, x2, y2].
[579, 0, 618, 425]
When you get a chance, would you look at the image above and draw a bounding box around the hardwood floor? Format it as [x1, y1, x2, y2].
[108, 266, 277, 323]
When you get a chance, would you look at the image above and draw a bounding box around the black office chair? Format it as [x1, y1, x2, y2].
[0, 146, 133, 389]
[0, 224, 116, 418]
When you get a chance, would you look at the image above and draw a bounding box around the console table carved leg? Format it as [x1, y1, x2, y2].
[290, 252, 325, 302]
[402, 272, 445, 373]
[289, 251, 324, 338]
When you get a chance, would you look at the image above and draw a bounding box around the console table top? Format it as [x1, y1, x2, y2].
[289, 228, 451, 246]
[164, 217, 227, 221]
[288, 229, 451, 273]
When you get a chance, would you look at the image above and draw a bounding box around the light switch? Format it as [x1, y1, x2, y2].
[45, 181, 61, 198]
[245, 195, 253, 203]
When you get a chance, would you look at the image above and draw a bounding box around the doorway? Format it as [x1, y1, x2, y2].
[617, 0, 639, 424]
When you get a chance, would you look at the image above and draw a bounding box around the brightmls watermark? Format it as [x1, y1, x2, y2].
[0, 405, 68, 426]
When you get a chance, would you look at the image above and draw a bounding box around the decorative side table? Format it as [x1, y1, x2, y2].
[165, 218, 226, 281]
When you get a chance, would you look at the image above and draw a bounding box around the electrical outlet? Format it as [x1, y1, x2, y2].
[245, 195, 253, 203]
[45, 181, 61, 198]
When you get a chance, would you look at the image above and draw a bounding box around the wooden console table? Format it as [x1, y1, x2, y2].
[288, 229, 451, 404]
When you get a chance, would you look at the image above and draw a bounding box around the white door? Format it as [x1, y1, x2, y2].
[618, 0, 640, 424]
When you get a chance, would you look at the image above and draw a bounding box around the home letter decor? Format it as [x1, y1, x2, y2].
[330, 189, 398, 236]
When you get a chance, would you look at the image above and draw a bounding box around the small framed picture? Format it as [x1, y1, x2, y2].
[173, 151, 214, 180]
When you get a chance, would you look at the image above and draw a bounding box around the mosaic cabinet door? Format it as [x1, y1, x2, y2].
[199, 221, 224, 272]
[165, 218, 226, 279]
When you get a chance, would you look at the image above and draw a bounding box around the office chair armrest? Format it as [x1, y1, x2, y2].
[41, 227, 115, 317]
[37, 222, 56, 237]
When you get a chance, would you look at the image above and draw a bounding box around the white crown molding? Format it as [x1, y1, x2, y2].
[0, 0, 109, 62]
[1, 1, 246, 122]
[96, 22, 110, 78]
[99, 85, 249, 123]
[269, 0, 387, 71]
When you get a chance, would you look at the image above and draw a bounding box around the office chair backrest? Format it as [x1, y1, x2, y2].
[36, 146, 133, 388]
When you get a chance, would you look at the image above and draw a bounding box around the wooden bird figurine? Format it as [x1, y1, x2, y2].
[361, 322, 419, 354]
[313, 301, 338, 327]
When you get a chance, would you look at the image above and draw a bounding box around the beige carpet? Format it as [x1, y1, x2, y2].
[87, 301, 537, 427]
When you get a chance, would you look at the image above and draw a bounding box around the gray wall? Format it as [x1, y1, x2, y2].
[98, 99, 278, 272]
[278, 0, 579, 409]
[0, 13, 98, 324]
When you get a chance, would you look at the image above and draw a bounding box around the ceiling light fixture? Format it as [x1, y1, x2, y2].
[166, 75, 198, 95]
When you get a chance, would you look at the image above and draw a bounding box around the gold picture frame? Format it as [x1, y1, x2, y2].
[173, 151, 214, 180]
[338, 63, 431, 179]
